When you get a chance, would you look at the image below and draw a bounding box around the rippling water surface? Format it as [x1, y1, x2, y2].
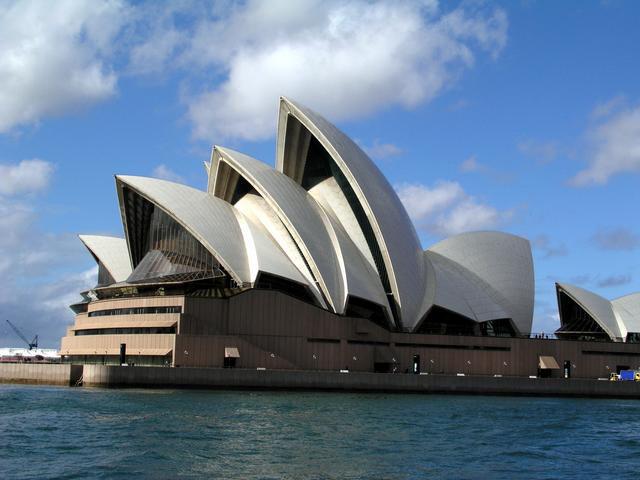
[1, 385, 639, 479]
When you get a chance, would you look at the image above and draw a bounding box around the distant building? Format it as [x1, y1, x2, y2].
[59, 98, 639, 378]
[0, 348, 60, 363]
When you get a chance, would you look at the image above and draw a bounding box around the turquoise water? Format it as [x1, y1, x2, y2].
[1, 385, 639, 479]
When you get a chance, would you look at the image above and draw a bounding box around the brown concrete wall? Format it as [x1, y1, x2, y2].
[0, 363, 82, 386]
[86, 295, 185, 313]
[81, 366, 640, 398]
[64, 289, 640, 379]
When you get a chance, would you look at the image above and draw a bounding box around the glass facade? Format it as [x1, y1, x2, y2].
[88, 306, 181, 317]
[62, 355, 171, 366]
[123, 187, 225, 284]
[555, 291, 609, 341]
[75, 327, 176, 336]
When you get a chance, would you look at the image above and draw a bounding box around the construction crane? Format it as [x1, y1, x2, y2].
[5, 320, 38, 350]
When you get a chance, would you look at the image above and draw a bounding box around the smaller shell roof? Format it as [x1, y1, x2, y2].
[115, 175, 310, 290]
[556, 283, 623, 340]
[116, 175, 250, 284]
[78, 235, 132, 282]
[427, 231, 534, 334]
[423, 251, 510, 325]
[612, 292, 640, 336]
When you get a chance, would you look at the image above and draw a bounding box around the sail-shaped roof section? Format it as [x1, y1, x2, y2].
[210, 146, 345, 313]
[275, 97, 426, 330]
[422, 250, 510, 326]
[427, 232, 535, 335]
[612, 293, 640, 337]
[116, 175, 311, 290]
[78, 235, 132, 283]
[117, 175, 250, 284]
[555, 283, 623, 340]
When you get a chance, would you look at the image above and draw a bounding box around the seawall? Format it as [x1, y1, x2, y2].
[2, 363, 640, 398]
[82, 365, 640, 398]
[0, 363, 82, 386]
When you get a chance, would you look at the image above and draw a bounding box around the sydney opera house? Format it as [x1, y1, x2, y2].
[61, 98, 640, 379]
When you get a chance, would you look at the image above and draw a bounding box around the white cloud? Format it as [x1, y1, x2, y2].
[571, 101, 640, 185]
[152, 164, 184, 183]
[518, 139, 558, 164]
[0, 159, 54, 196]
[363, 140, 404, 161]
[597, 274, 632, 288]
[396, 180, 512, 236]
[0, 0, 128, 133]
[592, 227, 640, 251]
[0, 1, 508, 141]
[184, 1, 508, 140]
[459, 155, 483, 173]
[531, 234, 568, 259]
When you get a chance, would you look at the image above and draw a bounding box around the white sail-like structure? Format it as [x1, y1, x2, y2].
[556, 283, 640, 342]
[77, 98, 536, 334]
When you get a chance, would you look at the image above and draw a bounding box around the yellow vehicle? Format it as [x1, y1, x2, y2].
[635, 372, 640, 381]
[610, 372, 621, 381]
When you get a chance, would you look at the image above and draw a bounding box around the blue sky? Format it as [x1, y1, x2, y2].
[0, 0, 639, 346]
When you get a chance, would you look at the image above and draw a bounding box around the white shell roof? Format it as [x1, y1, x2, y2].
[612, 293, 640, 335]
[116, 176, 311, 290]
[234, 193, 326, 307]
[323, 211, 393, 326]
[427, 232, 535, 334]
[556, 283, 623, 339]
[210, 146, 345, 313]
[276, 97, 427, 330]
[87, 99, 543, 336]
[78, 235, 132, 282]
[423, 251, 510, 324]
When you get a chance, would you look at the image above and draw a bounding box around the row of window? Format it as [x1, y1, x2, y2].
[75, 327, 176, 336]
[88, 306, 182, 317]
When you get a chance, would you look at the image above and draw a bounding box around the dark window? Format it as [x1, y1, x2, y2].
[345, 296, 391, 330]
[62, 355, 171, 366]
[75, 327, 176, 336]
[479, 319, 517, 337]
[255, 273, 317, 305]
[626, 332, 640, 343]
[88, 306, 182, 317]
[395, 342, 510, 352]
[415, 306, 478, 336]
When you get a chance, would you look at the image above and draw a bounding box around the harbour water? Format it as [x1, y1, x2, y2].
[1, 385, 639, 479]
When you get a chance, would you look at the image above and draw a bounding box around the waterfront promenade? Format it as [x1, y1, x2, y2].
[2, 363, 640, 398]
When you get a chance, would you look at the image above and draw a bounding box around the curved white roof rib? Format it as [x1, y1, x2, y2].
[210, 146, 345, 313]
[324, 212, 394, 327]
[117, 175, 310, 290]
[232, 195, 325, 306]
[612, 293, 640, 336]
[116, 175, 252, 285]
[422, 251, 510, 326]
[556, 283, 623, 340]
[232, 208, 311, 287]
[427, 232, 535, 335]
[276, 97, 426, 330]
[307, 177, 376, 270]
[78, 235, 132, 282]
